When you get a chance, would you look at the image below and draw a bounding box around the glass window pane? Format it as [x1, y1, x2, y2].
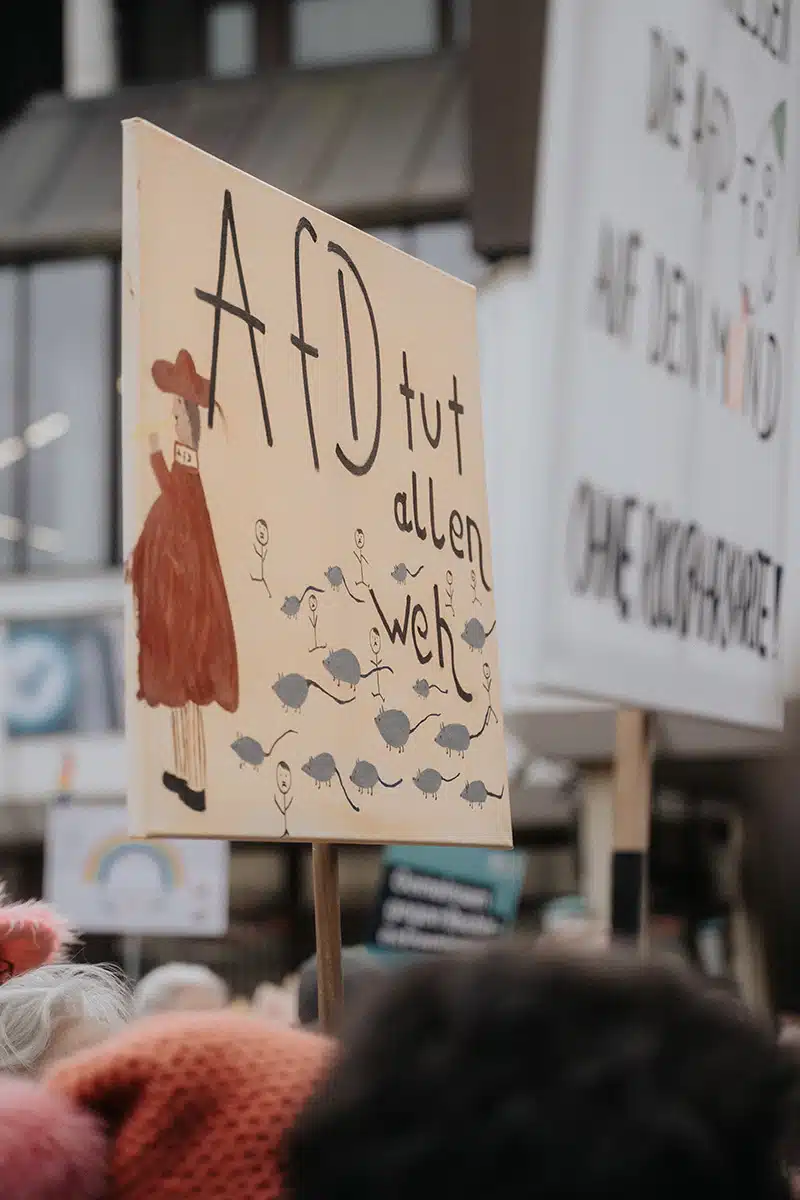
[452, 0, 471, 45]
[27, 259, 112, 571]
[366, 226, 413, 252]
[0, 271, 20, 571]
[207, 2, 257, 78]
[412, 221, 486, 286]
[292, 0, 437, 67]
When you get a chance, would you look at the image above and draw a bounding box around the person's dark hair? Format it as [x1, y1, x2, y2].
[186, 400, 202, 448]
[286, 943, 794, 1200]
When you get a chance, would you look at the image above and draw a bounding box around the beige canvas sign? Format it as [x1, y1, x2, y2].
[122, 120, 511, 847]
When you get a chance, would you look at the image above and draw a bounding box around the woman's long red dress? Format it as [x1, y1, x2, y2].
[131, 447, 239, 712]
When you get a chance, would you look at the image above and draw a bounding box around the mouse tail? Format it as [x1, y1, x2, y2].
[485, 619, 497, 637]
[469, 707, 493, 741]
[342, 575, 365, 604]
[334, 769, 361, 813]
[308, 680, 357, 706]
[379, 776, 403, 789]
[487, 785, 505, 799]
[442, 773, 460, 784]
[360, 665, 394, 680]
[408, 712, 442, 735]
[408, 566, 424, 577]
[264, 728, 297, 757]
[299, 584, 325, 602]
[430, 684, 449, 695]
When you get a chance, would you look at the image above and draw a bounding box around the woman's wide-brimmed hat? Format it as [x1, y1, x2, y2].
[151, 349, 210, 409]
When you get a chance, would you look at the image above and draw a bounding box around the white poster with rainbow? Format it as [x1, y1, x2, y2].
[45, 803, 229, 936]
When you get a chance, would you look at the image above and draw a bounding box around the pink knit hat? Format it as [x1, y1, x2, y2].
[0, 1079, 106, 1200]
[0, 885, 72, 982]
[0, 1011, 332, 1200]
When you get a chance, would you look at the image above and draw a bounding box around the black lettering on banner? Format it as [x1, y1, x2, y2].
[421, 393, 442, 450]
[745, 329, 782, 440]
[449, 510, 465, 559]
[429, 477, 446, 550]
[411, 470, 427, 541]
[590, 223, 642, 342]
[647, 255, 702, 385]
[412, 604, 432, 664]
[328, 240, 382, 477]
[371, 590, 412, 646]
[576, 481, 784, 659]
[565, 481, 637, 620]
[466, 516, 492, 594]
[433, 583, 472, 702]
[399, 351, 415, 452]
[290, 217, 321, 469]
[394, 490, 413, 533]
[724, 0, 792, 63]
[646, 28, 687, 149]
[369, 586, 472, 701]
[448, 376, 465, 476]
[688, 71, 735, 195]
[196, 189, 269, 438]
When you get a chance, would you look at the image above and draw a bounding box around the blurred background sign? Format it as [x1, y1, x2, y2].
[367, 844, 525, 957]
[5, 615, 122, 738]
[45, 803, 229, 936]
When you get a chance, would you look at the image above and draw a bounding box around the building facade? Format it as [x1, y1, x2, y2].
[0, 0, 787, 1001]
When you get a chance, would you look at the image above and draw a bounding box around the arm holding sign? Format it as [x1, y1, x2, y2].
[149, 433, 172, 492]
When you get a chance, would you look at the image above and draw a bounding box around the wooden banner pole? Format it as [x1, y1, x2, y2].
[311, 842, 344, 1033]
[611, 708, 652, 947]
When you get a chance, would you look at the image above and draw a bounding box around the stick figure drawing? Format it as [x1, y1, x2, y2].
[251, 518, 272, 596]
[129, 349, 239, 815]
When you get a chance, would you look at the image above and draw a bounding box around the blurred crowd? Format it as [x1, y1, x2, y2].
[0, 887, 797, 1200]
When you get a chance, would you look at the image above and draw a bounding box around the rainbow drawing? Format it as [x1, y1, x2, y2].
[82, 835, 184, 891]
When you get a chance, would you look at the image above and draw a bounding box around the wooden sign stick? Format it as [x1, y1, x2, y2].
[311, 842, 344, 1033]
[611, 708, 652, 947]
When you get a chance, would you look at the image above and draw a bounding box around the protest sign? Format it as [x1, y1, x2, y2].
[522, 0, 800, 728]
[122, 121, 510, 846]
[367, 843, 525, 956]
[45, 803, 229, 936]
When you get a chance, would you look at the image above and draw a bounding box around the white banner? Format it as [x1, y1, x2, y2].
[525, 0, 800, 728]
[45, 803, 229, 936]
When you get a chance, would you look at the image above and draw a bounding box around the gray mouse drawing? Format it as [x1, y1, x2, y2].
[413, 768, 459, 799]
[349, 759, 402, 796]
[461, 617, 497, 652]
[230, 728, 296, 769]
[323, 648, 394, 691]
[412, 678, 449, 699]
[273, 673, 356, 712]
[374, 707, 441, 752]
[461, 780, 505, 808]
[325, 565, 365, 604]
[301, 752, 360, 812]
[434, 707, 493, 758]
[391, 563, 424, 585]
[281, 584, 324, 618]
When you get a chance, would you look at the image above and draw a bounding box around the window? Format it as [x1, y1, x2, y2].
[291, 0, 438, 67]
[0, 259, 114, 573]
[370, 222, 486, 287]
[452, 0, 471, 45]
[207, 2, 258, 78]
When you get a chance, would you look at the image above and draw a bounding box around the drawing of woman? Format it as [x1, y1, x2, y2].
[130, 349, 238, 813]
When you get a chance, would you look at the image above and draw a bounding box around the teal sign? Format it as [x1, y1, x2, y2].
[368, 844, 526, 957]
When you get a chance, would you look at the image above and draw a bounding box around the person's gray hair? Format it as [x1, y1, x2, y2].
[0, 961, 130, 1075]
[133, 962, 229, 1018]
